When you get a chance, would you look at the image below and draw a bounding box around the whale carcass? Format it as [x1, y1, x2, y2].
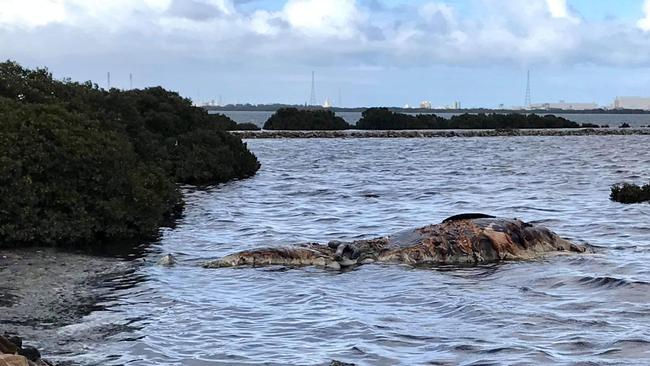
[203, 214, 589, 269]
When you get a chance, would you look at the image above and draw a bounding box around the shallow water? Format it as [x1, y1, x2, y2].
[38, 136, 650, 364]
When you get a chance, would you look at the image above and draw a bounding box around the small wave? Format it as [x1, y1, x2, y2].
[595, 348, 621, 356]
[464, 360, 501, 366]
[611, 338, 650, 346]
[518, 286, 561, 299]
[499, 206, 562, 213]
[453, 344, 479, 352]
[482, 347, 516, 354]
[577, 276, 650, 289]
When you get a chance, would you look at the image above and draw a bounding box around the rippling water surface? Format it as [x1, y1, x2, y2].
[58, 136, 650, 365]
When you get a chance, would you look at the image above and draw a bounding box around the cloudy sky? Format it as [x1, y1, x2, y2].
[3, 0, 650, 107]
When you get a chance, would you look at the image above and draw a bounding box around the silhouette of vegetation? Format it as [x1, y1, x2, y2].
[263, 108, 351, 130]
[208, 114, 259, 131]
[619, 123, 631, 128]
[356, 108, 446, 129]
[357, 108, 600, 130]
[447, 113, 592, 129]
[206, 104, 650, 115]
[0, 60, 260, 248]
[610, 182, 650, 204]
[233, 122, 260, 130]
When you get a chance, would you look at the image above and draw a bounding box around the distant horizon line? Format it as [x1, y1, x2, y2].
[201, 104, 650, 114]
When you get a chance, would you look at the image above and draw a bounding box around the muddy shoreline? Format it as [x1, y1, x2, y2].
[0, 248, 140, 365]
[231, 127, 650, 139]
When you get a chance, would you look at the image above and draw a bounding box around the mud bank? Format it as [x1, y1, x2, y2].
[231, 127, 650, 139]
[0, 248, 139, 365]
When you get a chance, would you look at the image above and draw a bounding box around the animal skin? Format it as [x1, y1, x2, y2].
[203, 215, 589, 270]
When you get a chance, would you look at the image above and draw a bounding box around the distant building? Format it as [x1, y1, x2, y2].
[439, 101, 461, 110]
[530, 101, 598, 110]
[612, 96, 650, 110]
[419, 100, 432, 109]
[323, 97, 332, 108]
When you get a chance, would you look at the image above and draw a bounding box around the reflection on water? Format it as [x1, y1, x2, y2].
[39, 136, 650, 364]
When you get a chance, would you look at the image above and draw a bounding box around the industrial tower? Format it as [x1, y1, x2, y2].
[525, 70, 531, 109]
[309, 71, 317, 106]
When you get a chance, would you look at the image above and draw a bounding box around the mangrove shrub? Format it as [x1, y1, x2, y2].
[356, 108, 446, 130]
[263, 108, 351, 130]
[610, 182, 650, 204]
[0, 99, 181, 246]
[0, 61, 260, 248]
[356, 108, 600, 130]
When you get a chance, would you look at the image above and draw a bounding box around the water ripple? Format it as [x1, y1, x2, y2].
[46, 136, 650, 365]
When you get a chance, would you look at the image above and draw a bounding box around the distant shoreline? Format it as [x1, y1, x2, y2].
[206, 106, 650, 115]
[232, 128, 650, 139]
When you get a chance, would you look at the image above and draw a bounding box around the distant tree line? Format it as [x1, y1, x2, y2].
[262, 107, 602, 130]
[210, 114, 260, 131]
[263, 108, 351, 130]
[0, 61, 260, 248]
[206, 104, 650, 115]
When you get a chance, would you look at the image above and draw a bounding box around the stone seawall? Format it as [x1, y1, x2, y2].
[231, 128, 650, 139]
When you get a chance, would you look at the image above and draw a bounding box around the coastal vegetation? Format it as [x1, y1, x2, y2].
[233, 122, 261, 130]
[0, 60, 260, 248]
[610, 182, 650, 204]
[262, 107, 604, 131]
[357, 108, 600, 130]
[206, 103, 650, 115]
[263, 108, 352, 130]
[356, 107, 446, 129]
[210, 114, 261, 131]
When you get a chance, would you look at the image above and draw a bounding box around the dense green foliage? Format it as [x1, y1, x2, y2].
[357, 108, 599, 130]
[258, 107, 606, 131]
[0, 60, 260, 248]
[0, 99, 181, 245]
[446, 113, 592, 129]
[610, 182, 650, 204]
[208, 114, 260, 131]
[356, 108, 446, 129]
[263, 108, 351, 130]
[233, 122, 261, 131]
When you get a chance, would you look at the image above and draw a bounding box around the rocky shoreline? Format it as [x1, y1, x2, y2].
[1, 334, 53, 365]
[231, 127, 650, 139]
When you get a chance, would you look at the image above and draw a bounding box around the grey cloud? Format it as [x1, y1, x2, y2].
[4, 0, 650, 72]
[165, 0, 225, 21]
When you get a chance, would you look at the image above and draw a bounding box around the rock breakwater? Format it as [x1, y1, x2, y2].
[0, 334, 53, 366]
[232, 128, 650, 139]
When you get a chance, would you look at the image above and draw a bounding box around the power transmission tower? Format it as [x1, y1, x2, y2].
[107, 72, 111, 89]
[129, 73, 133, 89]
[309, 71, 317, 106]
[524, 70, 531, 109]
